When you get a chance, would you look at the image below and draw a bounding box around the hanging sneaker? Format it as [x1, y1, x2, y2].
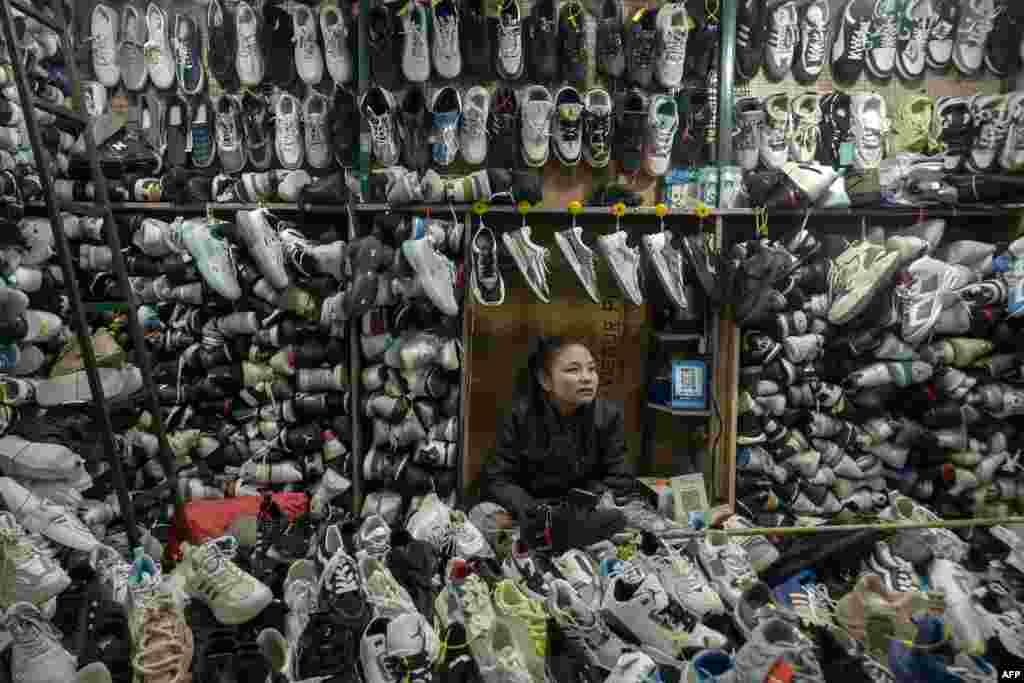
[290, 4, 323, 85]
[401, 1, 430, 83]
[831, 0, 872, 82]
[431, 86, 462, 167]
[240, 92, 271, 170]
[235, 0, 264, 86]
[174, 13, 203, 94]
[207, 0, 238, 91]
[236, 208, 289, 290]
[397, 86, 430, 173]
[461, 0, 493, 80]
[734, 97, 764, 171]
[1001, 92, 1024, 171]
[488, 87, 520, 168]
[696, 531, 756, 609]
[850, 92, 888, 171]
[91, 3, 120, 88]
[521, 85, 554, 168]
[896, 0, 932, 80]
[143, 3, 174, 89]
[655, 1, 688, 88]
[953, 0, 996, 77]
[598, 0, 626, 78]
[601, 560, 727, 658]
[597, 231, 643, 305]
[644, 94, 677, 177]
[527, 0, 559, 81]
[932, 96, 973, 171]
[627, 9, 657, 88]
[120, 5, 147, 91]
[555, 225, 601, 304]
[735, 0, 762, 80]
[496, 0, 524, 79]
[461, 86, 489, 165]
[175, 536, 273, 625]
[642, 231, 688, 313]
[369, 5, 401, 88]
[471, 224, 505, 306]
[553, 86, 584, 166]
[214, 95, 246, 174]
[190, 96, 216, 168]
[967, 94, 1008, 173]
[985, 0, 1021, 76]
[176, 217, 242, 300]
[618, 89, 648, 175]
[865, 0, 899, 79]
[764, 1, 797, 80]
[303, 91, 330, 170]
[759, 93, 791, 170]
[788, 93, 821, 163]
[401, 237, 459, 315]
[582, 88, 613, 169]
[272, 92, 303, 170]
[793, 0, 828, 82]
[321, 3, 352, 84]
[433, 0, 462, 79]
[927, 0, 959, 68]
[362, 86, 399, 166]
[560, 0, 587, 85]
[503, 226, 551, 303]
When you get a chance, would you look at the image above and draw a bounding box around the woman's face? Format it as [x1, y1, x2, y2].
[539, 344, 599, 411]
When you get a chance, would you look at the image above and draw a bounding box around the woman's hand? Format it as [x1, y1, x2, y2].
[494, 511, 517, 529]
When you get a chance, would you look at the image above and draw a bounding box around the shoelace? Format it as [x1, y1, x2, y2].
[437, 14, 458, 52]
[369, 113, 392, 152]
[498, 13, 521, 58]
[527, 109, 552, 140]
[326, 21, 347, 57]
[769, 22, 796, 53]
[718, 542, 753, 581]
[847, 19, 870, 60]
[238, 29, 259, 60]
[217, 112, 238, 149]
[278, 112, 300, 149]
[652, 122, 675, 154]
[367, 566, 414, 613]
[174, 36, 192, 72]
[634, 31, 655, 68]
[791, 583, 837, 625]
[873, 13, 897, 50]
[793, 117, 820, 155]
[599, 21, 623, 58]
[133, 598, 192, 680]
[804, 24, 825, 63]
[464, 109, 486, 139]
[561, 114, 581, 142]
[294, 23, 318, 60]
[586, 112, 611, 156]
[410, 14, 428, 57]
[976, 116, 1009, 151]
[896, 98, 939, 152]
[189, 536, 247, 597]
[961, 13, 995, 47]
[663, 26, 687, 62]
[307, 114, 325, 148]
[93, 24, 114, 64]
[3, 605, 63, 659]
[321, 550, 358, 600]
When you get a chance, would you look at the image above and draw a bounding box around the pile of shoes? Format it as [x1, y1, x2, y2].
[715, 218, 1024, 522]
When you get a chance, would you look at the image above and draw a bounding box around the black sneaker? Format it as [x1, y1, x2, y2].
[597, 0, 626, 78]
[194, 628, 239, 683]
[526, 0, 559, 82]
[487, 86, 520, 168]
[793, 0, 829, 83]
[735, 0, 763, 80]
[616, 89, 647, 174]
[626, 9, 656, 88]
[559, 0, 586, 85]
[461, 0, 494, 80]
[262, 2, 297, 88]
[207, 0, 239, 90]
[821, 91, 852, 168]
[73, 582, 132, 681]
[331, 88, 357, 167]
[0, 170, 24, 223]
[165, 95, 190, 168]
[435, 623, 481, 682]
[687, 9, 719, 79]
[933, 96, 973, 171]
[984, 0, 1021, 76]
[241, 92, 272, 170]
[398, 85, 430, 173]
[295, 612, 359, 679]
[388, 529, 440, 618]
[831, 0, 872, 82]
[82, 129, 161, 179]
[368, 5, 402, 90]
[763, 0, 798, 80]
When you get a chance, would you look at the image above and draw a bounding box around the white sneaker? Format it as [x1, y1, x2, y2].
[91, 4, 120, 88]
[604, 652, 659, 683]
[450, 510, 493, 558]
[759, 92, 791, 170]
[696, 531, 755, 609]
[144, 2, 175, 89]
[361, 86, 400, 166]
[89, 543, 133, 605]
[358, 552, 418, 616]
[461, 86, 489, 165]
[850, 91, 889, 171]
[3, 601, 77, 683]
[655, 1, 688, 88]
[555, 225, 601, 304]
[928, 558, 988, 655]
[174, 535, 274, 625]
[644, 93, 678, 176]
[235, 0, 265, 86]
[597, 231, 644, 305]
[634, 545, 725, 619]
[292, 3, 324, 84]
[303, 91, 330, 170]
[553, 549, 602, 608]
[432, 0, 462, 78]
[553, 85, 584, 166]
[406, 491, 453, 548]
[497, 0, 524, 78]
[402, 2, 431, 82]
[0, 512, 70, 606]
[503, 226, 551, 303]
[0, 477, 98, 552]
[320, 3, 353, 84]
[546, 578, 631, 672]
[521, 85, 553, 167]
[600, 560, 727, 660]
[275, 92, 304, 170]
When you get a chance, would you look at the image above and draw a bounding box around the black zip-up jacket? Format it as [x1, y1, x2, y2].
[482, 395, 635, 521]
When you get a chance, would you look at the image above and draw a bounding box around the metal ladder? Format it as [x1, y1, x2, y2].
[0, 0, 184, 550]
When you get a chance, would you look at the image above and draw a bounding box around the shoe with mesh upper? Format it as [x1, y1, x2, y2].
[496, 0, 524, 79]
[831, 0, 872, 82]
[504, 226, 551, 303]
[696, 531, 756, 609]
[0, 511, 70, 607]
[472, 224, 505, 307]
[555, 226, 601, 304]
[598, 231, 643, 305]
[642, 230, 688, 314]
[521, 85, 553, 168]
[4, 601, 78, 683]
[174, 536, 273, 625]
[401, 236, 458, 316]
[634, 534, 724, 619]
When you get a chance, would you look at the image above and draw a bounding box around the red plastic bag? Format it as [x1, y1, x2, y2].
[170, 493, 309, 558]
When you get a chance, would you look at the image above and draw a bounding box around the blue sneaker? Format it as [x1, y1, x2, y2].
[1006, 257, 1024, 316]
[684, 649, 734, 683]
[771, 569, 817, 608]
[430, 86, 462, 166]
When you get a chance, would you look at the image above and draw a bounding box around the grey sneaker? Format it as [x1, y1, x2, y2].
[721, 514, 780, 574]
[401, 237, 459, 316]
[555, 226, 601, 304]
[546, 578, 631, 672]
[898, 256, 972, 345]
[496, 0, 524, 79]
[597, 231, 643, 305]
[696, 530, 755, 609]
[641, 230, 687, 313]
[362, 86, 400, 166]
[303, 91, 331, 170]
[275, 92, 304, 170]
[471, 224, 505, 306]
[503, 226, 551, 303]
[733, 618, 823, 683]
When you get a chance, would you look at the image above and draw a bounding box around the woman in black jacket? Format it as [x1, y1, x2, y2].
[474, 335, 633, 552]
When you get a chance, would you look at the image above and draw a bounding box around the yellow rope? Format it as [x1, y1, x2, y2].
[713, 516, 1024, 538]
